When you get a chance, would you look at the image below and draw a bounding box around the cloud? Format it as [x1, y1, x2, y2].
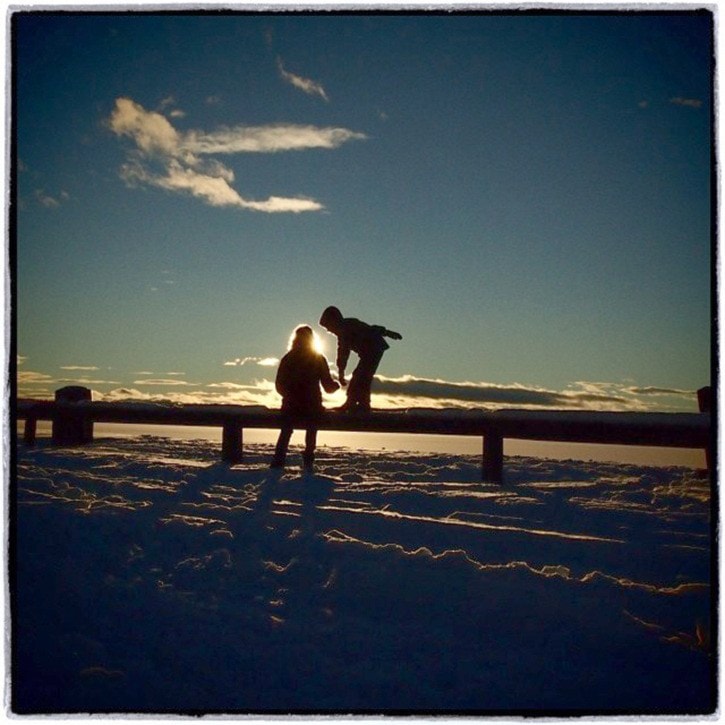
[108, 97, 365, 213]
[120, 157, 323, 213]
[18, 371, 54, 385]
[110, 98, 180, 157]
[371, 375, 628, 410]
[277, 57, 329, 102]
[185, 124, 364, 154]
[60, 365, 100, 371]
[35, 189, 69, 208]
[224, 356, 280, 367]
[58, 377, 121, 385]
[100, 380, 279, 407]
[17, 369, 120, 397]
[132, 378, 195, 386]
[670, 97, 703, 109]
[369, 376, 698, 412]
[626, 386, 695, 397]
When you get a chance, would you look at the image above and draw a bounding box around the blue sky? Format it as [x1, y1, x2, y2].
[14, 10, 713, 412]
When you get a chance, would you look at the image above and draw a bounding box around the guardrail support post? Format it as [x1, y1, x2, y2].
[222, 421, 243, 463]
[24, 416, 37, 446]
[697, 386, 712, 477]
[483, 433, 503, 484]
[52, 386, 93, 445]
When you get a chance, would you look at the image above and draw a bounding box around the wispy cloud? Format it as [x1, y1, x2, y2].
[18, 371, 54, 385]
[369, 376, 699, 412]
[277, 57, 329, 102]
[17, 360, 700, 415]
[108, 97, 365, 213]
[35, 189, 69, 208]
[670, 96, 703, 109]
[370, 375, 628, 410]
[132, 378, 195, 387]
[223, 356, 280, 367]
[625, 386, 695, 397]
[60, 365, 100, 371]
[100, 380, 278, 408]
[17, 369, 121, 398]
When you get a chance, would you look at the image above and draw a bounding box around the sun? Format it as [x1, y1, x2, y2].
[311, 330, 326, 356]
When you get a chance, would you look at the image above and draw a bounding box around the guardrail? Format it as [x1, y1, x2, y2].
[16, 387, 713, 483]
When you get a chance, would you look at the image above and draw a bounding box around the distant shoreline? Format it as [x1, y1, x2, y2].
[19, 421, 705, 469]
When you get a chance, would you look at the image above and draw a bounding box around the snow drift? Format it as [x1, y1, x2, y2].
[12, 434, 714, 714]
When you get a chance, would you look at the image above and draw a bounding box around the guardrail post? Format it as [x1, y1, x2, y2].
[52, 386, 93, 445]
[222, 420, 243, 463]
[24, 415, 37, 446]
[483, 433, 503, 484]
[697, 386, 712, 476]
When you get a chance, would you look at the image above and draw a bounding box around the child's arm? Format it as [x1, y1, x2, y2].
[319, 357, 340, 394]
[372, 324, 402, 341]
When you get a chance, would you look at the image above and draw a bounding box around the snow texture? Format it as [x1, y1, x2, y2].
[12, 435, 714, 714]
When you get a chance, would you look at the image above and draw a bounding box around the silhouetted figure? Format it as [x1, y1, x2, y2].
[319, 306, 402, 412]
[271, 325, 339, 470]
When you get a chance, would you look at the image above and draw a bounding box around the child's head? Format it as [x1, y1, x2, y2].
[320, 305, 342, 332]
[290, 324, 315, 351]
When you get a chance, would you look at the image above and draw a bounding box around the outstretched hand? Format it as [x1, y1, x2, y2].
[387, 331, 403, 340]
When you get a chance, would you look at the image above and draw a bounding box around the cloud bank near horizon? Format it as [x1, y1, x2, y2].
[108, 97, 365, 212]
[17, 361, 699, 414]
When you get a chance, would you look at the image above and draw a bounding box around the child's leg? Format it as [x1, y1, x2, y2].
[303, 428, 317, 469]
[271, 425, 293, 468]
[351, 350, 384, 409]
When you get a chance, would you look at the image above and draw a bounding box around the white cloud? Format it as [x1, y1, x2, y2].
[108, 97, 365, 213]
[35, 190, 69, 208]
[100, 381, 279, 407]
[18, 371, 53, 385]
[670, 97, 703, 109]
[185, 124, 364, 155]
[110, 98, 180, 157]
[58, 377, 121, 385]
[121, 157, 323, 212]
[277, 57, 329, 102]
[223, 356, 280, 367]
[60, 365, 100, 371]
[370, 376, 698, 412]
[133, 378, 195, 386]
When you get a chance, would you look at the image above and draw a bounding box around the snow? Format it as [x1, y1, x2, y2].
[12, 434, 714, 715]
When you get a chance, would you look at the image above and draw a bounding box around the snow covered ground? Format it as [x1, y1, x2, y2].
[12, 434, 715, 715]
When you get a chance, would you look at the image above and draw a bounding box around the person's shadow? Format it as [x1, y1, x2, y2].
[246, 470, 337, 621]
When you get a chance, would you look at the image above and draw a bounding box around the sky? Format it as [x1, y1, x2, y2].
[13, 8, 714, 414]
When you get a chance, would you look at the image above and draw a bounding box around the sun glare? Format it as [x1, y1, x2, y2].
[312, 330, 325, 356]
[288, 325, 326, 356]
